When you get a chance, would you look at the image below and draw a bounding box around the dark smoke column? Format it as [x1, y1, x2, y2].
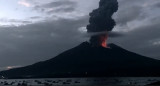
[87, 0, 118, 47]
[87, 0, 118, 32]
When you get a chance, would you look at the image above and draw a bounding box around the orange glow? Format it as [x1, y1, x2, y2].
[101, 41, 107, 48]
[90, 33, 108, 48]
[99, 34, 108, 48]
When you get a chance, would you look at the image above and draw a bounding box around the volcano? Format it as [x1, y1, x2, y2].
[0, 42, 160, 78]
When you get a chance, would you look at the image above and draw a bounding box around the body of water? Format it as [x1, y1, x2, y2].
[0, 77, 160, 86]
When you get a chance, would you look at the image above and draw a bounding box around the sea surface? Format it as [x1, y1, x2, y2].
[0, 77, 160, 86]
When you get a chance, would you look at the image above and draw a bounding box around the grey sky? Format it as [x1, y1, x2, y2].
[0, 0, 160, 70]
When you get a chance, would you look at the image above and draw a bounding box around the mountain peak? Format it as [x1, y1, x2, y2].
[1, 42, 160, 78]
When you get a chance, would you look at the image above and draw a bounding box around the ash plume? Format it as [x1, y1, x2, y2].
[87, 0, 118, 33]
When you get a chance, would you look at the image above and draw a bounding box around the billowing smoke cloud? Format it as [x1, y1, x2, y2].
[87, 0, 118, 32]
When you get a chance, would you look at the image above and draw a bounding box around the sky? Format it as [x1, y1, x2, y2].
[0, 0, 160, 70]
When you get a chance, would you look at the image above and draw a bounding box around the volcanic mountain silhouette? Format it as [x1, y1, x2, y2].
[1, 42, 160, 78]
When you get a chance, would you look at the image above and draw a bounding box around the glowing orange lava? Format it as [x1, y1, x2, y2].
[99, 34, 108, 48]
[90, 33, 108, 48]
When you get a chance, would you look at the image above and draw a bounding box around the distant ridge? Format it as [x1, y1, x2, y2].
[1, 42, 160, 79]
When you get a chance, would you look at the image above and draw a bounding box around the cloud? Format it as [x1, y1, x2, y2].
[0, 15, 89, 68]
[25, 0, 98, 20]
[112, 0, 160, 33]
[29, 16, 41, 19]
[47, 6, 75, 14]
[9, 19, 32, 23]
[153, 41, 160, 46]
[0, 18, 32, 26]
[28, 0, 89, 20]
[42, 0, 76, 8]
[115, 6, 143, 26]
[33, 0, 77, 14]
[154, 3, 160, 8]
[18, 0, 32, 7]
[109, 15, 160, 59]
